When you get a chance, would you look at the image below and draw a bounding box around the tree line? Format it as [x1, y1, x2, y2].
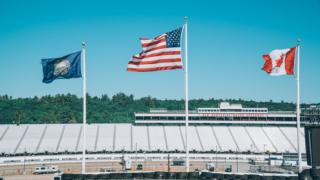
[0, 93, 315, 124]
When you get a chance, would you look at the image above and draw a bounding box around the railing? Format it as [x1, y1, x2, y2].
[268, 111, 296, 114]
[136, 110, 297, 115]
[135, 110, 197, 114]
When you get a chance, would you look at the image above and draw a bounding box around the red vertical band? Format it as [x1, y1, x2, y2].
[262, 55, 273, 74]
[285, 47, 296, 75]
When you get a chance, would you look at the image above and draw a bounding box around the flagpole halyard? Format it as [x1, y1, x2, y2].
[81, 42, 87, 174]
[184, 16, 189, 173]
[296, 39, 302, 173]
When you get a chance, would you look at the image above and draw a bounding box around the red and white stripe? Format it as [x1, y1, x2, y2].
[127, 34, 183, 72]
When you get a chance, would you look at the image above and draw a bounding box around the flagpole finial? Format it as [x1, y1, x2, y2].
[297, 39, 301, 45]
[184, 16, 188, 23]
[82, 42, 86, 48]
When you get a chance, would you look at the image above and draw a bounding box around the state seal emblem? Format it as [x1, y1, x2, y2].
[53, 59, 71, 76]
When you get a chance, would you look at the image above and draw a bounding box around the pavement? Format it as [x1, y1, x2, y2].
[2, 174, 54, 180]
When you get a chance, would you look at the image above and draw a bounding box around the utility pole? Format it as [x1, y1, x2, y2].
[216, 145, 218, 169]
[167, 154, 170, 172]
[23, 148, 26, 175]
[236, 148, 239, 173]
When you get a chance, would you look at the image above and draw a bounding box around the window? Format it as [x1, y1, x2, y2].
[234, 117, 241, 121]
[160, 116, 167, 120]
[192, 117, 200, 120]
[176, 117, 184, 120]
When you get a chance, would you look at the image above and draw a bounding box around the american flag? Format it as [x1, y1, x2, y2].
[127, 27, 183, 72]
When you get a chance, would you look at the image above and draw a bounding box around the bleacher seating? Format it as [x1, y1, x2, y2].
[245, 126, 276, 153]
[114, 124, 131, 151]
[263, 127, 296, 153]
[196, 126, 219, 151]
[229, 126, 253, 152]
[58, 124, 81, 152]
[132, 125, 149, 151]
[0, 124, 306, 155]
[180, 126, 203, 151]
[77, 124, 98, 152]
[280, 127, 305, 152]
[213, 126, 237, 151]
[0, 125, 9, 141]
[149, 126, 166, 151]
[16, 124, 46, 153]
[0, 125, 27, 154]
[37, 124, 63, 153]
[165, 126, 185, 151]
[95, 124, 114, 151]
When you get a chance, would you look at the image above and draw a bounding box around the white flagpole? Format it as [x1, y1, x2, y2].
[81, 42, 87, 174]
[296, 39, 302, 173]
[184, 16, 189, 173]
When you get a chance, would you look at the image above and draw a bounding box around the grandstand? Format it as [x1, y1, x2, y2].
[1, 102, 312, 176]
[0, 124, 305, 155]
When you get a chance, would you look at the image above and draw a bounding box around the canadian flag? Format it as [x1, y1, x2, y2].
[262, 47, 296, 76]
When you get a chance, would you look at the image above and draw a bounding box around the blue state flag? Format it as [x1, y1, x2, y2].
[42, 51, 82, 83]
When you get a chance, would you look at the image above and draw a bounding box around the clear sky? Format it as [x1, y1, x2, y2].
[0, 0, 319, 103]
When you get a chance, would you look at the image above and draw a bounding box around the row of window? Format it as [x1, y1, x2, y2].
[197, 109, 268, 113]
[136, 116, 297, 121]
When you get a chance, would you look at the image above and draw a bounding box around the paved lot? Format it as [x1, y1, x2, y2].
[2, 174, 54, 180]
[0, 160, 292, 179]
[0, 160, 251, 174]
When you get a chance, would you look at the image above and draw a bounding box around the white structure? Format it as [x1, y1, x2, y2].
[0, 123, 305, 155]
[134, 102, 298, 125]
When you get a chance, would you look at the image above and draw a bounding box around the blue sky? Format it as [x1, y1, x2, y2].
[0, 0, 319, 103]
